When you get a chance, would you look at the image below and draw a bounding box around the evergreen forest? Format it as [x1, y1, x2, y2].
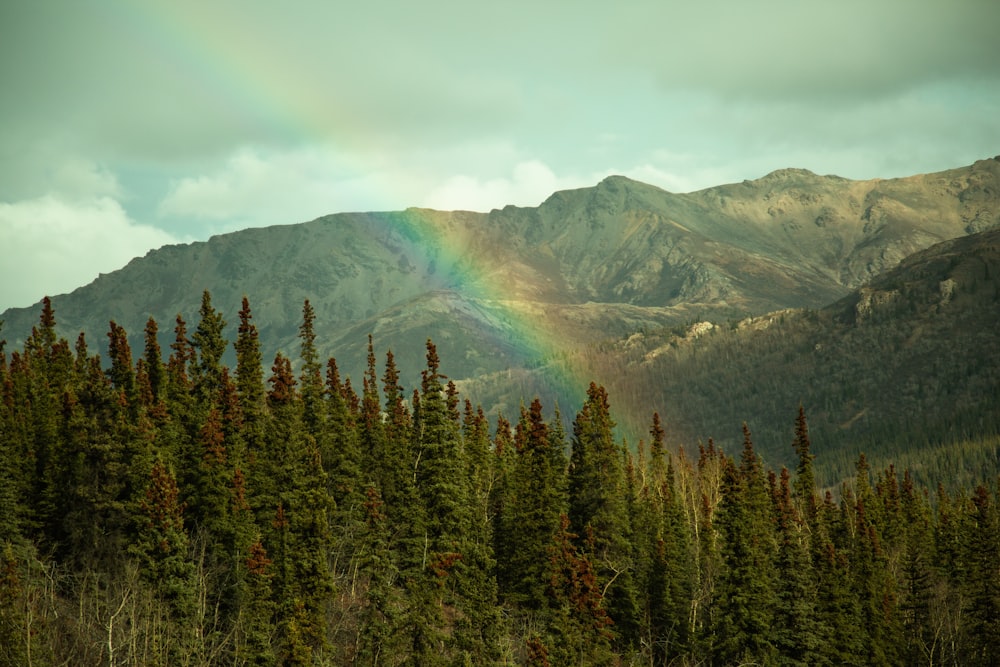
[2, 293, 1000, 666]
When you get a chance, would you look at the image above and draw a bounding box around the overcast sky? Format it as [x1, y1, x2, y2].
[2, 0, 999, 311]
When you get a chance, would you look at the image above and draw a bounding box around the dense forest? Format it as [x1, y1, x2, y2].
[2, 294, 1000, 666]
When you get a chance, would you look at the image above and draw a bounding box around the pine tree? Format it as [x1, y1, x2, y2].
[356, 484, 406, 664]
[165, 313, 198, 491]
[933, 484, 970, 666]
[237, 538, 277, 666]
[17, 300, 74, 544]
[966, 485, 1000, 665]
[191, 290, 228, 406]
[106, 320, 138, 413]
[381, 349, 413, 507]
[57, 351, 141, 570]
[299, 299, 325, 436]
[0, 334, 26, 543]
[264, 351, 334, 663]
[143, 317, 166, 405]
[462, 400, 494, 547]
[416, 340, 468, 548]
[132, 459, 197, 634]
[791, 404, 817, 522]
[710, 425, 778, 665]
[497, 398, 565, 610]
[567, 383, 639, 648]
[410, 339, 500, 663]
[812, 512, 862, 665]
[772, 467, 824, 665]
[323, 357, 363, 511]
[546, 514, 615, 665]
[898, 469, 939, 666]
[235, 297, 266, 449]
[634, 412, 692, 664]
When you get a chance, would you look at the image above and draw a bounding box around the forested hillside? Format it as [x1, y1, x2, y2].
[3, 296, 1000, 665]
[462, 226, 1000, 488]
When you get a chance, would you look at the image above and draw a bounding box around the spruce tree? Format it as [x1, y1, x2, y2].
[898, 469, 938, 666]
[546, 514, 615, 665]
[635, 412, 692, 663]
[143, 317, 166, 405]
[966, 485, 1000, 665]
[772, 467, 824, 665]
[106, 320, 137, 413]
[323, 357, 363, 510]
[237, 538, 277, 666]
[567, 383, 639, 648]
[849, 456, 903, 666]
[191, 290, 228, 406]
[710, 425, 778, 665]
[234, 297, 266, 447]
[264, 352, 335, 663]
[132, 457, 197, 660]
[791, 404, 818, 522]
[498, 398, 565, 610]
[298, 299, 325, 436]
[411, 339, 499, 663]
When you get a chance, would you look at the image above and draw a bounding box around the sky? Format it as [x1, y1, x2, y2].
[1, 0, 999, 311]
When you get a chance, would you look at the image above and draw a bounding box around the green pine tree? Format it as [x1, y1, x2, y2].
[568, 383, 639, 649]
[710, 425, 778, 665]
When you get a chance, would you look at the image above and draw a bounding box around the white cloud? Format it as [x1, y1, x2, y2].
[423, 160, 599, 211]
[48, 157, 124, 200]
[158, 146, 596, 227]
[158, 146, 424, 231]
[0, 195, 177, 310]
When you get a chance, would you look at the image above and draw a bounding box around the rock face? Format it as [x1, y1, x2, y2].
[2, 158, 999, 391]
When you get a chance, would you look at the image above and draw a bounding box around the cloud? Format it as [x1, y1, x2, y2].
[609, 0, 1000, 101]
[158, 145, 598, 227]
[2, 0, 997, 281]
[0, 195, 177, 310]
[158, 146, 427, 231]
[423, 161, 588, 211]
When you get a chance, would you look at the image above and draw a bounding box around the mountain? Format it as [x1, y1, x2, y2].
[3, 157, 999, 473]
[538, 225, 1000, 486]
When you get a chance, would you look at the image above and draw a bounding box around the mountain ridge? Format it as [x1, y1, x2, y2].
[3, 158, 999, 439]
[532, 224, 1000, 484]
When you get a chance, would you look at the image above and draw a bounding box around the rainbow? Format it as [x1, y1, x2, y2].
[356, 208, 592, 416]
[100, 1, 594, 418]
[99, 1, 345, 146]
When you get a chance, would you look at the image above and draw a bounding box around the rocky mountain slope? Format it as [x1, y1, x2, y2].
[522, 225, 1000, 486]
[3, 157, 999, 444]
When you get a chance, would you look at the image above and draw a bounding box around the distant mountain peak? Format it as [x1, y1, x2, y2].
[597, 174, 639, 186]
[758, 167, 821, 181]
[596, 174, 670, 193]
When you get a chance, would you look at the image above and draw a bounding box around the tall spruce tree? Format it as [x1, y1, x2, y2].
[966, 485, 1000, 665]
[191, 290, 228, 406]
[772, 467, 824, 665]
[265, 352, 334, 663]
[710, 425, 778, 665]
[143, 317, 166, 406]
[410, 339, 499, 663]
[898, 469, 938, 666]
[498, 398, 565, 610]
[791, 405, 818, 522]
[635, 412, 692, 663]
[298, 300, 325, 436]
[567, 382, 640, 649]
